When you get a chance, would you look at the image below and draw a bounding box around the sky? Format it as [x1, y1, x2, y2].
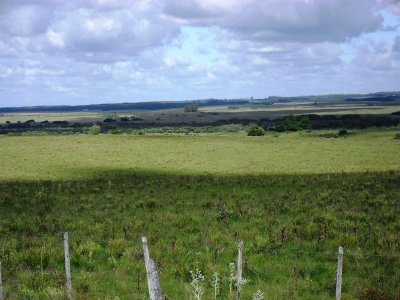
[0, 0, 399, 107]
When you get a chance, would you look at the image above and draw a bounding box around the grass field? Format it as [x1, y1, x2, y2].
[0, 130, 399, 299]
[201, 104, 400, 115]
[0, 112, 106, 124]
[0, 130, 399, 181]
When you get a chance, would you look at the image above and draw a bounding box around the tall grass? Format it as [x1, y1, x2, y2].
[0, 171, 399, 299]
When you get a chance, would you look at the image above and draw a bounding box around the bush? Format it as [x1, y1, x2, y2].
[103, 118, 116, 123]
[184, 103, 199, 112]
[338, 129, 348, 136]
[86, 125, 101, 135]
[107, 129, 123, 134]
[247, 125, 265, 136]
[271, 115, 311, 132]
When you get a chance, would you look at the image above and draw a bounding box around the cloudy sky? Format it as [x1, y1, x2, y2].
[0, 0, 399, 107]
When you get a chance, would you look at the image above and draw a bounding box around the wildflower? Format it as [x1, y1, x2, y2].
[252, 290, 265, 300]
[228, 262, 235, 295]
[235, 277, 250, 294]
[211, 272, 220, 299]
[190, 268, 205, 300]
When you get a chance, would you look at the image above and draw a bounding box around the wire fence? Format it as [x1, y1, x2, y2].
[1, 233, 399, 299]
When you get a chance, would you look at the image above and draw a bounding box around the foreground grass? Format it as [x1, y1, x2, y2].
[0, 130, 399, 181]
[0, 171, 399, 299]
[0, 130, 399, 299]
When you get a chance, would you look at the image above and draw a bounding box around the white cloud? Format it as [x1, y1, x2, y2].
[163, 0, 385, 43]
[47, 30, 65, 49]
[0, 0, 398, 106]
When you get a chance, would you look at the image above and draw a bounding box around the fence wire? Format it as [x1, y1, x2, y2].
[1, 234, 399, 299]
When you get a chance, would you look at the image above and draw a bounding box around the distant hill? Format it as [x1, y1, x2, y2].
[267, 91, 400, 103]
[0, 99, 249, 113]
[345, 95, 400, 102]
[1, 91, 399, 113]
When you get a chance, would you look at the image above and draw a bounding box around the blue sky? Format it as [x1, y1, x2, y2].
[0, 0, 399, 107]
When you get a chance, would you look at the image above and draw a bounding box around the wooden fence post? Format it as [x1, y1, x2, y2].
[64, 232, 74, 300]
[236, 241, 243, 300]
[142, 237, 162, 300]
[0, 261, 4, 300]
[336, 246, 344, 300]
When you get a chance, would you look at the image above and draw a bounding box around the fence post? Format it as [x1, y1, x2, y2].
[149, 259, 162, 299]
[336, 246, 344, 300]
[142, 237, 162, 300]
[64, 232, 74, 300]
[236, 241, 243, 300]
[0, 261, 4, 300]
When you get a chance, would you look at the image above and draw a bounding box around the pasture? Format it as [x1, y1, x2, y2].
[0, 129, 399, 299]
[0, 130, 398, 181]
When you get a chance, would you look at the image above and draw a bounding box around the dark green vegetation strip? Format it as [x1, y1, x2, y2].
[0, 171, 399, 299]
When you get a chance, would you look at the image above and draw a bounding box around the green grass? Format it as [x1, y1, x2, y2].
[0, 111, 105, 124]
[0, 172, 399, 299]
[0, 129, 399, 299]
[0, 130, 399, 181]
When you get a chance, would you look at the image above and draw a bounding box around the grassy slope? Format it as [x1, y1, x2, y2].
[0, 130, 399, 181]
[0, 172, 399, 299]
[0, 130, 399, 299]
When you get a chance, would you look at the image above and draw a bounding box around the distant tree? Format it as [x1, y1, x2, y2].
[87, 124, 101, 135]
[247, 125, 265, 136]
[52, 121, 69, 125]
[273, 115, 311, 132]
[184, 103, 199, 112]
[103, 118, 116, 123]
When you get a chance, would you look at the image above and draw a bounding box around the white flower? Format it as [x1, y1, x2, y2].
[228, 262, 235, 294]
[235, 277, 250, 294]
[253, 290, 265, 300]
[211, 272, 220, 299]
[190, 269, 205, 300]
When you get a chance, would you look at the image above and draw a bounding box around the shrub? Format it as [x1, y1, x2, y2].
[103, 118, 116, 123]
[86, 125, 101, 135]
[272, 115, 312, 132]
[247, 125, 265, 136]
[338, 129, 348, 136]
[184, 103, 199, 112]
[107, 129, 123, 134]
